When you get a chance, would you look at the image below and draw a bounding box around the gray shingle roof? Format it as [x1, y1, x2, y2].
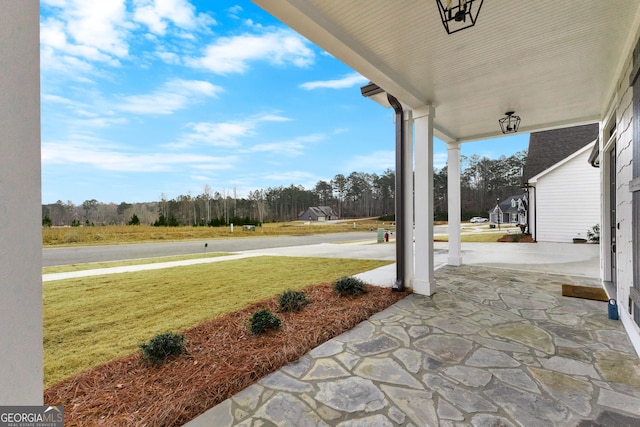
[523, 123, 599, 182]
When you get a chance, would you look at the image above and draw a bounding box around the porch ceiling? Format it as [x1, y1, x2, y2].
[253, 0, 640, 142]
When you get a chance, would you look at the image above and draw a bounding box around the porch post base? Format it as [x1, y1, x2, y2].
[413, 278, 436, 296]
[447, 256, 462, 266]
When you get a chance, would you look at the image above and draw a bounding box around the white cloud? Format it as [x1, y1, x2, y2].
[300, 73, 368, 90]
[41, 0, 130, 60]
[41, 0, 215, 75]
[173, 113, 292, 148]
[42, 93, 126, 128]
[345, 150, 447, 172]
[40, 0, 132, 76]
[227, 5, 243, 19]
[188, 28, 314, 75]
[42, 140, 235, 172]
[154, 49, 181, 64]
[133, 0, 216, 35]
[40, 45, 96, 76]
[117, 78, 222, 114]
[434, 152, 448, 170]
[73, 117, 128, 128]
[42, 94, 77, 105]
[247, 133, 325, 156]
[261, 171, 321, 189]
[344, 150, 395, 172]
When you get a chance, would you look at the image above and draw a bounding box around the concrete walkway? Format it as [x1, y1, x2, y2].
[186, 265, 640, 427]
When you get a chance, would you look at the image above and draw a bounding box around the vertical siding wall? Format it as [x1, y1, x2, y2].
[534, 148, 600, 243]
[614, 57, 640, 348]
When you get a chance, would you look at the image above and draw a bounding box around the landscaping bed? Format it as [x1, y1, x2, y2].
[497, 233, 535, 243]
[44, 283, 409, 426]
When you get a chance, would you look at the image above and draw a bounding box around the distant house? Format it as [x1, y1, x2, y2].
[298, 206, 337, 222]
[523, 123, 599, 243]
[489, 194, 528, 226]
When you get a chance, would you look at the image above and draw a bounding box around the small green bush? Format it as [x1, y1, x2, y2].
[278, 289, 310, 312]
[128, 213, 140, 225]
[334, 276, 367, 296]
[248, 308, 282, 335]
[139, 332, 186, 366]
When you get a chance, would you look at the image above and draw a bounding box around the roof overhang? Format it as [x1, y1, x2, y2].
[528, 141, 597, 183]
[253, 0, 640, 143]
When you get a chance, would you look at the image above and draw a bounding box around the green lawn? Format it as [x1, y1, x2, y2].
[43, 256, 391, 387]
[42, 252, 233, 274]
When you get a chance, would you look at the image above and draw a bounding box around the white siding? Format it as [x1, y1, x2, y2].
[533, 147, 600, 243]
[612, 58, 640, 352]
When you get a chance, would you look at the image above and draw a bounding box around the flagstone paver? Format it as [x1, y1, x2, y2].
[185, 266, 640, 427]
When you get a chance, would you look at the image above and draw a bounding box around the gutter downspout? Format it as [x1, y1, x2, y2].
[531, 185, 537, 242]
[523, 184, 537, 242]
[387, 94, 405, 291]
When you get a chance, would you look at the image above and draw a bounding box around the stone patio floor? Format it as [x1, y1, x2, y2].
[186, 265, 640, 427]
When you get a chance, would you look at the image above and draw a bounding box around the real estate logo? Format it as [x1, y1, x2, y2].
[0, 406, 63, 427]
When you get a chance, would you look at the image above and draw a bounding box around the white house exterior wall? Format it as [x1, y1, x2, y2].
[531, 147, 600, 243]
[611, 56, 640, 353]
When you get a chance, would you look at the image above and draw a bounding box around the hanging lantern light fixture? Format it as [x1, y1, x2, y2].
[499, 111, 521, 134]
[436, 0, 484, 34]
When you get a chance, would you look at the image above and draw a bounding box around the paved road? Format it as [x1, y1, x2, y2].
[42, 232, 378, 266]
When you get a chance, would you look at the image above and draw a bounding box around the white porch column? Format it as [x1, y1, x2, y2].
[447, 142, 462, 266]
[0, 2, 43, 404]
[403, 111, 414, 288]
[413, 106, 436, 295]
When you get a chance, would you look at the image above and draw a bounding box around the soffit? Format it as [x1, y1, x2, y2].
[253, 0, 640, 142]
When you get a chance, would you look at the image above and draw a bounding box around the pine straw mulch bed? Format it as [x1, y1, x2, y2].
[44, 283, 409, 427]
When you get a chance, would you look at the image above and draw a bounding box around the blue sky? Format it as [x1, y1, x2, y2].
[40, 0, 528, 205]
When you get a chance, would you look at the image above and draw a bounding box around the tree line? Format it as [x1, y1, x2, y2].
[42, 151, 526, 226]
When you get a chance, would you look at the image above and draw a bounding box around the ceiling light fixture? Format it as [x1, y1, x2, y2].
[436, 0, 483, 34]
[499, 111, 521, 134]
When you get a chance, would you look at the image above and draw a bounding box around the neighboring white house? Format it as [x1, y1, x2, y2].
[524, 124, 600, 243]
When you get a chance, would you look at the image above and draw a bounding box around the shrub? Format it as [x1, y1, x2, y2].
[139, 332, 186, 366]
[248, 308, 282, 335]
[587, 224, 600, 243]
[128, 213, 140, 225]
[334, 276, 367, 296]
[278, 289, 310, 312]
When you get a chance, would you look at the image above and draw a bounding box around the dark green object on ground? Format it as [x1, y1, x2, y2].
[139, 332, 186, 366]
[249, 308, 282, 335]
[278, 290, 310, 312]
[334, 276, 367, 296]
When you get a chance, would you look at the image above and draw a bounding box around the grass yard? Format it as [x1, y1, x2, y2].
[43, 256, 392, 387]
[42, 252, 233, 274]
